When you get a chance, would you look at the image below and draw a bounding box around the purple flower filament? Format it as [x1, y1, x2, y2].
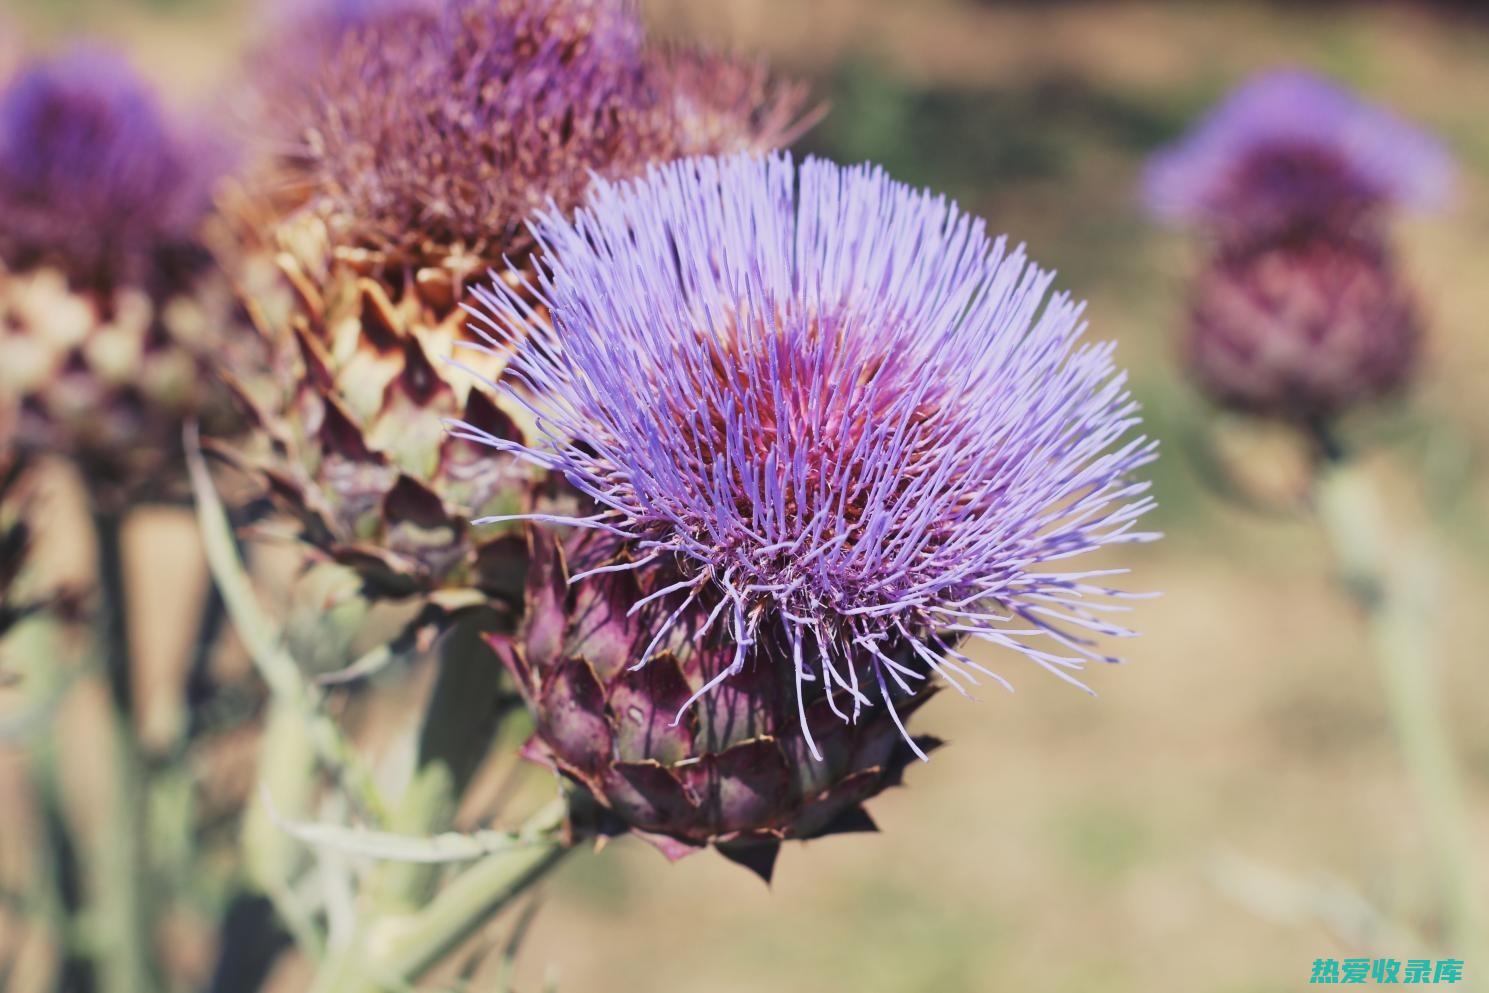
[460, 153, 1158, 758]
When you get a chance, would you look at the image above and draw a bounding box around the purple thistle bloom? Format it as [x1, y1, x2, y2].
[461, 153, 1159, 755]
[0, 47, 223, 287]
[1185, 234, 1419, 421]
[1143, 70, 1453, 238]
[0, 46, 220, 287]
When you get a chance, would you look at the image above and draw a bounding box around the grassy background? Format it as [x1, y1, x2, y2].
[4, 1, 1489, 991]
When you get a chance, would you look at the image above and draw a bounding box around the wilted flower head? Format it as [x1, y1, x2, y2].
[464, 153, 1158, 758]
[0, 46, 221, 288]
[269, 0, 810, 263]
[1143, 70, 1453, 245]
[1186, 236, 1418, 422]
[224, 0, 813, 598]
[281, 0, 810, 264]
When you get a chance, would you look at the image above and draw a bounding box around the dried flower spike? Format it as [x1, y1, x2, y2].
[464, 153, 1158, 761]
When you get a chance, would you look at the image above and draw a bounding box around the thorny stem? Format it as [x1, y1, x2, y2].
[89, 509, 161, 993]
[1313, 451, 1487, 977]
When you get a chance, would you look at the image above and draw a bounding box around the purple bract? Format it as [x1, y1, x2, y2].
[461, 153, 1158, 755]
[1185, 236, 1418, 420]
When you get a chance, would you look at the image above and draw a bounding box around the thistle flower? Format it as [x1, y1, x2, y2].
[463, 154, 1157, 783]
[0, 47, 240, 505]
[1143, 70, 1453, 247]
[1186, 236, 1418, 421]
[226, 0, 813, 598]
[1147, 70, 1446, 422]
[0, 47, 218, 288]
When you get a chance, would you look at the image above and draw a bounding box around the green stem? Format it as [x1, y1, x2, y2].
[89, 509, 160, 993]
[11, 618, 96, 993]
[37, 767, 95, 993]
[186, 427, 387, 823]
[1314, 459, 1487, 972]
[308, 805, 570, 993]
[368, 607, 519, 913]
[377, 841, 570, 983]
[241, 696, 323, 960]
[92, 511, 132, 717]
[305, 613, 533, 993]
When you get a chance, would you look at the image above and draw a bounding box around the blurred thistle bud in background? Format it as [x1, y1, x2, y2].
[1143, 70, 1452, 251]
[1186, 236, 1419, 423]
[1145, 69, 1451, 425]
[462, 153, 1159, 870]
[0, 46, 240, 509]
[221, 0, 815, 600]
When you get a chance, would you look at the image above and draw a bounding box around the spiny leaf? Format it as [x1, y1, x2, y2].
[267, 790, 540, 865]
